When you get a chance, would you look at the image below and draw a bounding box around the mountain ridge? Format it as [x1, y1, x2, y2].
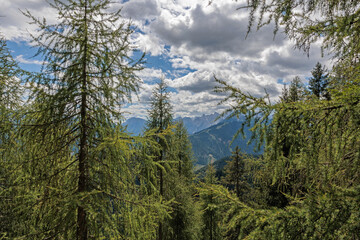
[189, 117, 261, 165]
[124, 112, 225, 136]
[123, 113, 262, 166]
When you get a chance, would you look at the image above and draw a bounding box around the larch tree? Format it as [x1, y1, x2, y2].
[309, 62, 330, 100]
[200, 162, 222, 240]
[165, 120, 200, 240]
[172, 120, 194, 179]
[145, 78, 173, 240]
[210, 0, 360, 238]
[9, 0, 167, 239]
[145, 81, 200, 240]
[280, 76, 305, 103]
[222, 146, 246, 199]
[0, 35, 23, 238]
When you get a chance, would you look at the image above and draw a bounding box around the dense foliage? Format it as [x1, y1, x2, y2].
[1, 0, 360, 239]
[1, 1, 168, 239]
[206, 0, 360, 239]
[145, 79, 201, 240]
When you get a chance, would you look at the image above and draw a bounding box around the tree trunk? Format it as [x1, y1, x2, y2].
[77, 2, 88, 239]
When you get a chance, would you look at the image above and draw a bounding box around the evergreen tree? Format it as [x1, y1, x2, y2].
[309, 62, 330, 100]
[279, 84, 289, 103]
[146, 78, 173, 132]
[200, 162, 222, 240]
[0, 35, 23, 238]
[165, 121, 200, 240]
[289, 76, 305, 102]
[145, 86, 200, 240]
[222, 147, 246, 199]
[213, 1, 360, 234]
[9, 1, 166, 239]
[280, 76, 305, 103]
[172, 120, 194, 179]
[215, 72, 360, 238]
[145, 78, 173, 240]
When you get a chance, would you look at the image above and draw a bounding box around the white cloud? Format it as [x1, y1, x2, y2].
[1, 0, 333, 118]
[0, 0, 57, 41]
[15, 54, 44, 65]
[121, 0, 160, 20]
[137, 67, 165, 82]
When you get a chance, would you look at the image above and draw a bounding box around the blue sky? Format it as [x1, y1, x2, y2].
[0, 0, 331, 118]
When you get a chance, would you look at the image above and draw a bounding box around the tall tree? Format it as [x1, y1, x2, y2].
[172, 120, 194, 179]
[11, 1, 167, 239]
[146, 78, 173, 133]
[288, 76, 305, 102]
[309, 62, 330, 100]
[280, 76, 305, 103]
[0, 35, 23, 238]
[211, 3, 360, 237]
[222, 146, 246, 199]
[145, 78, 173, 240]
[165, 121, 200, 240]
[200, 163, 222, 240]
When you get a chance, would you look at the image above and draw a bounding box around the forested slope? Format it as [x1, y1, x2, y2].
[190, 118, 259, 165]
[1, 0, 360, 239]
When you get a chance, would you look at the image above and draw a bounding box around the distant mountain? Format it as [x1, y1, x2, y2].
[124, 117, 146, 135]
[124, 112, 225, 136]
[123, 114, 263, 166]
[189, 118, 262, 166]
[176, 112, 225, 134]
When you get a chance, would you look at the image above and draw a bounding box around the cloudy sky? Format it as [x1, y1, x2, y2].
[0, 0, 331, 118]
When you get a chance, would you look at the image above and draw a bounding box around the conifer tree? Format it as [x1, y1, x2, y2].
[10, 1, 166, 239]
[222, 147, 246, 199]
[146, 78, 173, 133]
[279, 84, 289, 103]
[0, 35, 23, 238]
[288, 76, 305, 102]
[145, 82, 200, 240]
[173, 121, 194, 179]
[165, 121, 200, 240]
[215, 72, 360, 238]
[212, 0, 360, 235]
[145, 78, 173, 240]
[309, 62, 330, 100]
[280, 76, 305, 103]
[200, 162, 222, 240]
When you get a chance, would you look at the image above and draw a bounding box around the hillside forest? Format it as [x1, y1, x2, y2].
[1, 0, 360, 239]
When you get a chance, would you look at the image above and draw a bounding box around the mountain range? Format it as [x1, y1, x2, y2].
[189, 118, 261, 166]
[174, 113, 225, 134]
[124, 113, 262, 166]
[123, 112, 225, 136]
[123, 117, 147, 135]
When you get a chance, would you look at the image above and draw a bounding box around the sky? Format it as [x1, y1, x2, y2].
[0, 0, 332, 119]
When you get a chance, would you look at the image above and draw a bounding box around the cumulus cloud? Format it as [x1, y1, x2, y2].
[1, 0, 333, 118]
[15, 55, 44, 65]
[137, 67, 165, 82]
[0, 0, 57, 41]
[169, 70, 216, 93]
[127, 0, 331, 115]
[121, 0, 160, 20]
